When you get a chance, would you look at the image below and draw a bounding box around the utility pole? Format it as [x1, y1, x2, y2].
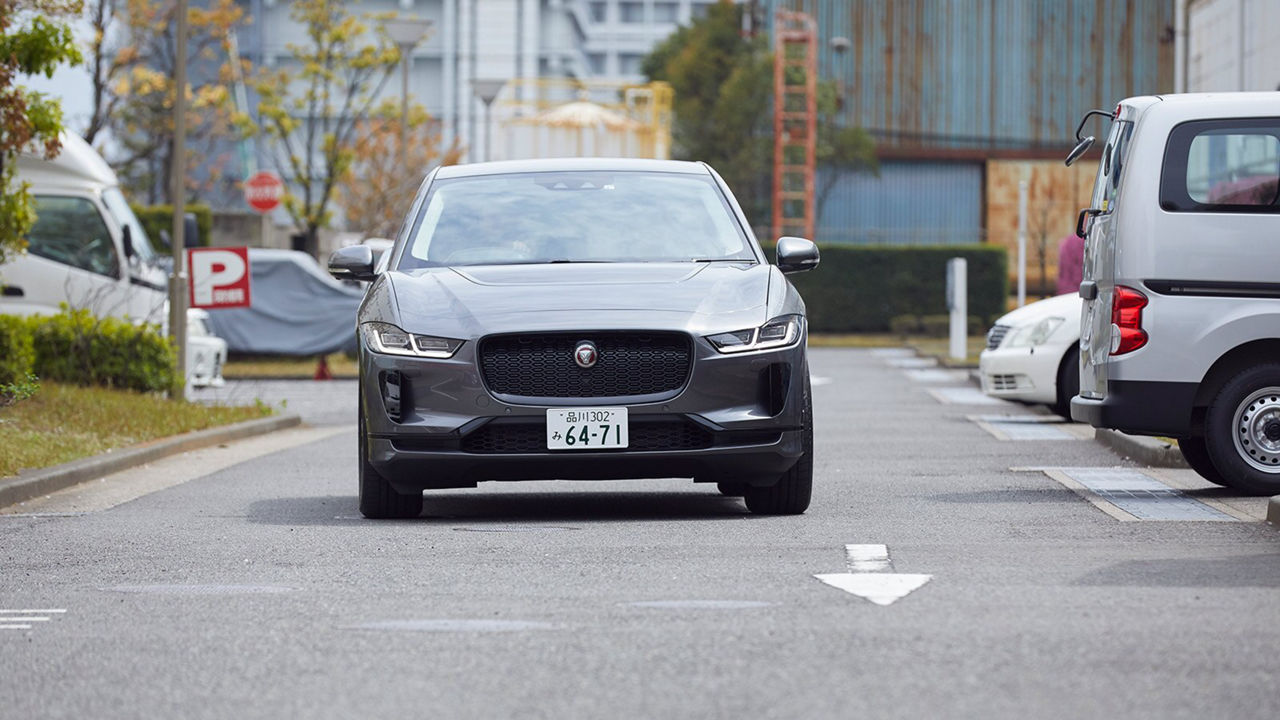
[168, 0, 189, 396]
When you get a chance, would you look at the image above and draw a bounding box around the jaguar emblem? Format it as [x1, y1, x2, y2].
[574, 341, 598, 369]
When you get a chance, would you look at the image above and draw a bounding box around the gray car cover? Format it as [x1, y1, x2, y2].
[204, 248, 363, 355]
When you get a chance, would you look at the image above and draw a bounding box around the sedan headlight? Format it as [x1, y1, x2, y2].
[706, 316, 801, 353]
[361, 322, 463, 358]
[1005, 316, 1065, 348]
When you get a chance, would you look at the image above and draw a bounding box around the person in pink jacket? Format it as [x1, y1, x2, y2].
[1056, 233, 1084, 296]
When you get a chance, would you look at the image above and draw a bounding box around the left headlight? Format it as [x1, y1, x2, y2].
[361, 322, 463, 358]
[1005, 316, 1065, 348]
[706, 315, 802, 354]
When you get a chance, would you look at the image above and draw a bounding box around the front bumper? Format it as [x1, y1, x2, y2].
[977, 343, 1068, 405]
[361, 332, 809, 490]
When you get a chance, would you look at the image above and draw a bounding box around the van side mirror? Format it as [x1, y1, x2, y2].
[1065, 136, 1094, 167]
[328, 245, 376, 282]
[776, 236, 819, 274]
[183, 213, 200, 248]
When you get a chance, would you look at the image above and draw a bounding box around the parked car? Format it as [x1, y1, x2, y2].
[979, 293, 1081, 417]
[186, 308, 227, 388]
[328, 158, 819, 519]
[1067, 92, 1280, 495]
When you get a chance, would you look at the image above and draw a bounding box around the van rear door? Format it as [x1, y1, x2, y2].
[1079, 116, 1135, 400]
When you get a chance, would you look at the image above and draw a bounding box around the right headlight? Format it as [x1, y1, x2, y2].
[361, 322, 463, 358]
[1005, 316, 1065, 348]
[706, 315, 802, 354]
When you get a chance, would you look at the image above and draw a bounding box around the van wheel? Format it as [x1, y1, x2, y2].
[1204, 364, 1280, 495]
[744, 374, 812, 515]
[1174, 435, 1228, 487]
[358, 399, 423, 519]
[1053, 347, 1080, 419]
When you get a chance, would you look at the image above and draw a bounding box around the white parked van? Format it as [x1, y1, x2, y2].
[0, 133, 225, 387]
[1067, 93, 1280, 495]
[0, 133, 170, 322]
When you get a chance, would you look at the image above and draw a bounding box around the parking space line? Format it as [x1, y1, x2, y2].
[885, 357, 938, 369]
[928, 387, 1014, 406]
[970, 417, 1080, 441]
[903, 369, 971, 383]
[1029, 467, 1246, 522]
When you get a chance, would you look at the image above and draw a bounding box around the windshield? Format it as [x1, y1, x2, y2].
[398, 171, 756, 269]
[100, 187, 158, 265]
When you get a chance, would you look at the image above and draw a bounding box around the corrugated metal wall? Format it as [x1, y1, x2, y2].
[816, 162, 982, 244]
[766, 0, 1177, 152]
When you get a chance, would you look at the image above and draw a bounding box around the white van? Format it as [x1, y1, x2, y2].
[0, 133, 226, 387]
[0, 133, 168, 322]
[1067, 93, 1280, 495]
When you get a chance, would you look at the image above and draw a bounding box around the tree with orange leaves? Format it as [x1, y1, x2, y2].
[339, 100, 463, 239]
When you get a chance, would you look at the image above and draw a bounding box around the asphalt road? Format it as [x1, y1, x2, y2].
[3, 348, 1278, 719]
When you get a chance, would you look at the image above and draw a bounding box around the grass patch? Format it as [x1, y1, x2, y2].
[223, 353, 359, 379]
[0, 383, 273, 478]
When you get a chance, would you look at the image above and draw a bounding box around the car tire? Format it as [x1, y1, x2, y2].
[716, 482, 746, 497]
[1175, 435, 1229, 487]
[1203, 364, 1280, 496]
[1053, 347, 1080, 419]
[744, 374, 813, 515]
[358, 395, 423, 519]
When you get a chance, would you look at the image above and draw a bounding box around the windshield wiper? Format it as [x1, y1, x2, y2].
[690, 258, 753, 263]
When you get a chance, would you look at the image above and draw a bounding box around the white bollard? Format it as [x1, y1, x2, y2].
[947, 257, 967, 361]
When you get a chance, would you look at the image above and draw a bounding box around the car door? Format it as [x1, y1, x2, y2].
[1079, 116, 1135, 401]
[7, 194, 128, 317]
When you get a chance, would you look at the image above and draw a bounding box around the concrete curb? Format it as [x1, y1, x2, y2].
[1095, 429, 1189, 469]
[1267, 496, 1280, 526]
[0, 414, 302, 509]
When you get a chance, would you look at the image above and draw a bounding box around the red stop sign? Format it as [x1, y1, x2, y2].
[244, 171, 284, 214]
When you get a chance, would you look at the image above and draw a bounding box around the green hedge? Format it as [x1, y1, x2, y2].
[0, 315, 35, 385]
[781, 244, 1008, 333]
[28, 307, 177, 392]
[130, 204, 213, 254]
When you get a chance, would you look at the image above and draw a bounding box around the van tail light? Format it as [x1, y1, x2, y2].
[1110, 285, 1148, 355]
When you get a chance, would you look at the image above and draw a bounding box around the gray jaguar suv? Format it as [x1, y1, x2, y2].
[328, 158, 819, 519]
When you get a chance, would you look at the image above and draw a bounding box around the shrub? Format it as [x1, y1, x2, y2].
[888, 314, 921, 336]
[777, 244, 1008, 333]
[918, 314, 986, 337]
[0, 314, 35, 385]
[130, 203, 213, 254]
[30, 307, 177, 392]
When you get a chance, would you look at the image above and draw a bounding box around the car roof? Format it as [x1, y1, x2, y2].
[435, 157, 709, 180]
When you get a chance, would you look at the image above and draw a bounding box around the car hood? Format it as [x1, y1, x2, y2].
[993, 293, 1082, 328]
[385, 262, 773, 337]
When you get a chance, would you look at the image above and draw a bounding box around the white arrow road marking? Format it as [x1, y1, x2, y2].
[0, 609, 66, 631]
[814, 544, 933, 606]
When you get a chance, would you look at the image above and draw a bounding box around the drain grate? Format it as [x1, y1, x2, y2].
[985, 420, 1073, 440]
[930, 387, 1012, 406]
[1052, 468, 1238, 521]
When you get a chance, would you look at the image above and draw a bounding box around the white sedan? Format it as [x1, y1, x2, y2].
[979, 293, 1082, 417]
[186, 308, 227, 388]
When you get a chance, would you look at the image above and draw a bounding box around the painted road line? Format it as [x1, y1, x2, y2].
[928, 387, 1014, 406]
[811, 376, 833, 387]
[869, 348, 915, 358]
[0, 624, 33, 630]
[885, 357, 938, 369]
[0, 609, 67, 613]
[1031, 467, 1242, 522]
[815, 544, 932, 606]
[0, 609, 66, 631]
[903, 368, 971, 383]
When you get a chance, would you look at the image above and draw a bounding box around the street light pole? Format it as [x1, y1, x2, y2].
[168, 0, 189, 396]
[471, 78, 506, 163]
[383, 17, 433, 154]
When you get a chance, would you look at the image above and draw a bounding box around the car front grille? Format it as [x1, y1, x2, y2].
[986, 323, 1011, 350]
[460, 417, 712, 454]
[479, 332, 692, 399]
[987, 373, 1021, 391]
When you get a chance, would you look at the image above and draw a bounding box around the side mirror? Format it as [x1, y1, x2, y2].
[776, 236, 819, 274]
[1065, 136, 1095, 167]
[121, 224, 135, 258]
[328, 245, 376, 282]
[183, 213, 200, 248]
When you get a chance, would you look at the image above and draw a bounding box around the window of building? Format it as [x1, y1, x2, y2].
[654, 2, 678, 23]
[618, 53, 644, 76]
[619, 2, 644, 23]
[26, 196, 119, 278]
[1160, 119, 1280, 212]
[589, 1, 607, 23]
[588, 52, 607, 75]
[691, 2, 712, 19]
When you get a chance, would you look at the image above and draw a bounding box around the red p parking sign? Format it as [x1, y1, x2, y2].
[188, 247, 252, 309]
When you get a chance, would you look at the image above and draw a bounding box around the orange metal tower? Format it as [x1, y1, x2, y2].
[771, 10, 817, 241]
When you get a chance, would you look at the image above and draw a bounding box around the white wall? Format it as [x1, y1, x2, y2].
[1188, 0, 1280, 91]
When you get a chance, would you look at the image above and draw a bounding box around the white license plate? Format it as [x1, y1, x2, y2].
[546, 407, 628, 450]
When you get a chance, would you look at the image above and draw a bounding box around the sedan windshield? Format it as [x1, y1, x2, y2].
[398, 171, 755, 268]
